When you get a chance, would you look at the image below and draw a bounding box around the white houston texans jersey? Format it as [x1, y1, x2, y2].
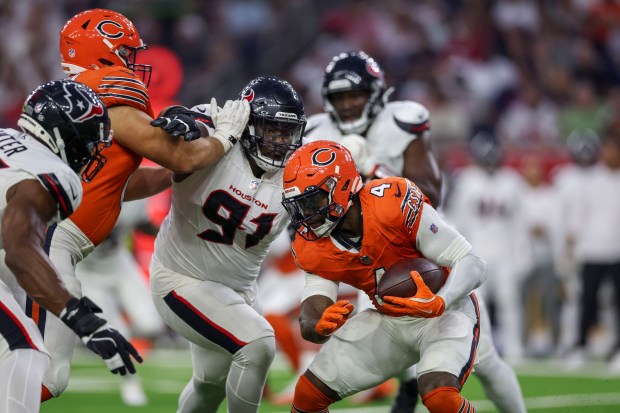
[0, 128, 82, 248]
[304, 101, 430, 175]
[153, 145, 289, 291]
[446, 166, 527, 266]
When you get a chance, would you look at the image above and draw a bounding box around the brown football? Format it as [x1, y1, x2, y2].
[377, 257, 446, 299]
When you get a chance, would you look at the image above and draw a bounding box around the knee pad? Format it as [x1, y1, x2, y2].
[232, 336, 276, 369]
[42, 362, 71, 397]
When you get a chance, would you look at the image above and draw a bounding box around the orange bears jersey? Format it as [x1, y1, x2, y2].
[291, 176, 430, 304]
[68, 66, 154, 246]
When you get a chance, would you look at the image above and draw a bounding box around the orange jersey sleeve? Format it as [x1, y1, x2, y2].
[292, 177, 430, 303]
[68, 67, 153, 246]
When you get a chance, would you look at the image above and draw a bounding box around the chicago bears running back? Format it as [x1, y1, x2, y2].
[282, 140, 486, 413]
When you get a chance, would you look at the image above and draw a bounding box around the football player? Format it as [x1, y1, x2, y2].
[282, 140, 486, 413]
[260, 49, 443, 406]
[0, 80, 139, 413]
[149, 76, 306, 413]
[33, 8, 251, 402]
[307, 51, 526, 413]
[305, 50, 441, 206]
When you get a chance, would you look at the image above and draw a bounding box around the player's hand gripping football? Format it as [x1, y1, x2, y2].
[209, 97, 250, 152]
[60, 297, 143, 375]
[381, 271, 445, 318]
[151, 105, 204, 141]
[315, 300, 355, 337]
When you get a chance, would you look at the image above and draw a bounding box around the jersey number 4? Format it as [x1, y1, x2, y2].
[198, 190, 276, 249]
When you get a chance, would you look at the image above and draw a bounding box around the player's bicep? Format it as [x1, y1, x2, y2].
[2, 181, 55, 251]
[415, 204, 472, 268]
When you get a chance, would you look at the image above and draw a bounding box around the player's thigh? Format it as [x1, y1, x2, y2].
[309, 309, 420, 398]
[0, 281, 49, 363]
[417, 294, 480, 382]
[189, 341, 233, 385]
[151, 269, 274, 352]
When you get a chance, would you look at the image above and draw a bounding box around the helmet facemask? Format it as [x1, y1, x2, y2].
[322, 51, 387, 135]
[243, 114, 305, 173]
[117, 44, 152, 87]
[282, 176, 346, 241]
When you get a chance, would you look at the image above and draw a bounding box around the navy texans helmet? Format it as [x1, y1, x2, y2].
[566, 129, 600, 166]
[322, 51, 387, 134]
[239, 76, 306, 173]
[469, 131, 503, 170]
[18, 80, 112, 181]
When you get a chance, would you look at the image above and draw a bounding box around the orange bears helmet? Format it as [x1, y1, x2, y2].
[282, 140, 363, 240]
[59, 9, 151, 85]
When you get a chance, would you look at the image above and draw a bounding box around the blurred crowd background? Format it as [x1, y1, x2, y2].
[2, 0, 620, 378]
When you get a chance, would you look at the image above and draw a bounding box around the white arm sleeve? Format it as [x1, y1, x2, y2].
[300, 272, 339, 302]
[416, 204, 487, 308]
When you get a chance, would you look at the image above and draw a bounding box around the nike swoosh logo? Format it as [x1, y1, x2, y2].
[419, 309, 433, 314]
[395, 184, 402, 198]
[69, 185, 78, 201]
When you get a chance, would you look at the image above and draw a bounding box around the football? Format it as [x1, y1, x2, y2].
[376, 257, 446, 299]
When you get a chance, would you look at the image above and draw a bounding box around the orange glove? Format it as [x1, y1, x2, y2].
[381, 271, 445, 318]
[315, 300, 355, 336]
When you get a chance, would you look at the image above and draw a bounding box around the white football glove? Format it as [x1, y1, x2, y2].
[210, 98, 250, 152]
[340, 134, 376, 177]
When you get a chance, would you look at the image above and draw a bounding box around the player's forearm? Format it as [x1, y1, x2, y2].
[299, 295, 332, 344]
[415, 177, 442, 208]
[4, 244, 72, 316]
[123, 166, 172, 201]
[436, 252, 486, 307]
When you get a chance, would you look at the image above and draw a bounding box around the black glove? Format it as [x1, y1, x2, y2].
[60, 297, 143, 375]
[150, 105, 204, 141]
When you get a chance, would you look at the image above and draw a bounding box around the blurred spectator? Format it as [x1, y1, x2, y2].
[519, 154, 563, 357]
[445, 132, 529, 360]
[496, 77, 560, 148]
[566, 122, 620, 369]
[552, 129, 601, 353]
[558, 79, 608, 139]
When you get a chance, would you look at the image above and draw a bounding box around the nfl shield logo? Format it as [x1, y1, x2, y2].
[430, 223, 439, 234]
[249, 179, 260, 190]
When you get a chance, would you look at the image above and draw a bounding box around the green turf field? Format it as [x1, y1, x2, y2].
[39, 349, 620, 413]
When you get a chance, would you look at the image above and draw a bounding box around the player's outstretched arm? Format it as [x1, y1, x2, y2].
[3, 181, 142, 375]
[109, 98, 249, 174]
[2, 180, 73, 315]
[123, 166, 172, 202]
